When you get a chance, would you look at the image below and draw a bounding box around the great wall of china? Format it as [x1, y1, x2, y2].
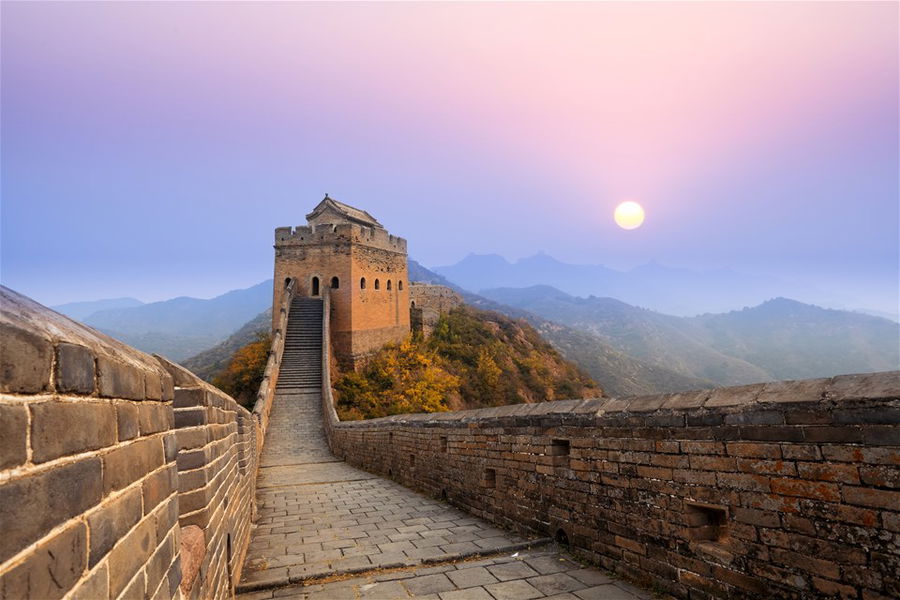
[1, 199, 897, 600]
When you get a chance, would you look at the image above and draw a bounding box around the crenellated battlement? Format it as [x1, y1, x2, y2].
[275, 222, 407, 254]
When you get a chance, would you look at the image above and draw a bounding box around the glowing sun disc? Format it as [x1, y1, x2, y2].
[614, 201, 645, 230]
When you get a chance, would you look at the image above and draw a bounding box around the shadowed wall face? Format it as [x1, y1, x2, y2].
[0, 287, 259, 600]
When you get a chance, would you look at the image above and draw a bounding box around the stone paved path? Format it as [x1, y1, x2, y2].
[238, 300, 653, 599]
[239, 548, 652, 600]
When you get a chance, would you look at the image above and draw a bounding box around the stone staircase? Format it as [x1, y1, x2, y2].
[276, 297, 323, 391]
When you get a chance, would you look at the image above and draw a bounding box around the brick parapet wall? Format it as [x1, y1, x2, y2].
[0, 286, 260, 600]
[254, 278, 294, 453]
[323, 357, 900, 599]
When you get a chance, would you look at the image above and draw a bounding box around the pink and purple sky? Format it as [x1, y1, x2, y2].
[2, 2, 897, 314]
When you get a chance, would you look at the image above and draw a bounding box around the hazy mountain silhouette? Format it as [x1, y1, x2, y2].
[80, 281, 272, 360]
[434, 253, 822, 316]
[52, 297, 144, 321]
[481, 285, 899, 383]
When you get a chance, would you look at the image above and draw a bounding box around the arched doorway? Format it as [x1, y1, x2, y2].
[311, 277, 320, 296]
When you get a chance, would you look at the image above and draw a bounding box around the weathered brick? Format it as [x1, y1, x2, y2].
[0, 520, 86, 600]
[30, 401, 117, 463]
[812, 576, 857, 599]
[681, 441, 725, 455]
[736, 458, 796, 476]
[174, 407, 208, 428]
[144, 371, 163, 401]
[690, 455, 736, 471]
[119, 570, 145, 600]
[859, 465, 900, 488]
[68, 563, 108, 600]
[145, 531, 177, 595]
[97, 356, 144, 400]
[797, 461, 859, 484]
[173, 387, 205, 408]
[842, 486, 900, 510]
[0, 403, 28, 469]
[0, 323, 52, 393]
[176, 428, 209, 451]
[770, 478, 840, 502]
[143, 465, 177, 514]
[139, 402, 173, 435]
[87, 485, 142, 567]
[726, 442, 782, 459]
[102, 437, 164, 495]
[117, 402, 140, 441]
[780, 444, 821, 460]
[55, 343, 95, 394]
[0, 457, 101, 563]
[717, 472, 770, 492]
[107, 514, 157, 598]
[822, 445, 898, 465]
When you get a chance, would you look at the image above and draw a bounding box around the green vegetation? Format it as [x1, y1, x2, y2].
[211, 332, 271, 410]
[334, 306, 599, 420]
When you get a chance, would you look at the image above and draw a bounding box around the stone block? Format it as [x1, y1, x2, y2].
[102, 437, 164, 495]
[143, 465, 177, 514]
[705, 384, 764, 408]
[107, 514, 156, 598]
[145, 531, 176, 596]
[0, 520, 86, 600]
[0, 322, 52, 393]
[144, 371, 163, 401]
[174, 388, 205, 408]
[87, 485, 142, 567]
[0, 403, 28, 469]
[30, 401, 117, 463]
[55, 343, 95, 394]
[97, 357, 144, 400]
[757, 378, 827, 404]
[68, 563, 109, 600]
[117, 402, 140, 441]
[827, 372, 900, 401]
[139, 402, 173, 435]
[0, 457, 102, 563]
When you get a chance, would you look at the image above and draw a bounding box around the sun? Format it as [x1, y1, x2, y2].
[614, 201, 645, 230]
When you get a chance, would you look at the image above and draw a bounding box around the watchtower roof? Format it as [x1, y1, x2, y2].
[306, 195, 383, 229]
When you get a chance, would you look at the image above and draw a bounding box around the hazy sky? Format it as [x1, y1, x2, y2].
[2, 2, 897, 312]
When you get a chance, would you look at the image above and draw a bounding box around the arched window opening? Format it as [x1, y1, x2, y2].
[311, 277, 320, 296]
[387, 280, 392, 291]
[375, 279, 380, 290]
[411, 301, 416, 308]
[284, 277, 292, 288]
[360, 277, 366, 289]
[331, 276, 339, 289]
[398, 280, 404, 291]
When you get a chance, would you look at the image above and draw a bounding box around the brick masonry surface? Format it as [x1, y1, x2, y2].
[0, 286, 260, 600]
[324, 367, 900, 600]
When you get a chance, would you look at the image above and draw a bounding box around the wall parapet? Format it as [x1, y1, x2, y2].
[323, 364, 900, 600]
[275, 222, 407, 254]
[0, 286, 260, 600]
[253, 278, 294, 452]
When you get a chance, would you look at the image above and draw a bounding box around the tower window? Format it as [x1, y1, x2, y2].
[331, 276, 339, 289]
[375, 279, 380, 290]
[387, 280, 392, 291]
[360, 277, 366, 289]
[398, 281, 404, 291]
[311, 277, 320, 296]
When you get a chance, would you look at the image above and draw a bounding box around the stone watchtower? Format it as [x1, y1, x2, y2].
[273, 196, 410, 367]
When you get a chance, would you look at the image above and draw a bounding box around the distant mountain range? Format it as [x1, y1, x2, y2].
[481, 285, 899, 386]
[52, 297, 144, 321]
[432, 252, 894, 319]
[52, 281, 272, 361]
[50, 260, 899, 396]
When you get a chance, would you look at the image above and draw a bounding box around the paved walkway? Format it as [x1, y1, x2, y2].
[238, 386, 652, 600]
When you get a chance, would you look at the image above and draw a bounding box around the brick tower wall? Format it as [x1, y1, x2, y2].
[273, 222, 409, 367]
